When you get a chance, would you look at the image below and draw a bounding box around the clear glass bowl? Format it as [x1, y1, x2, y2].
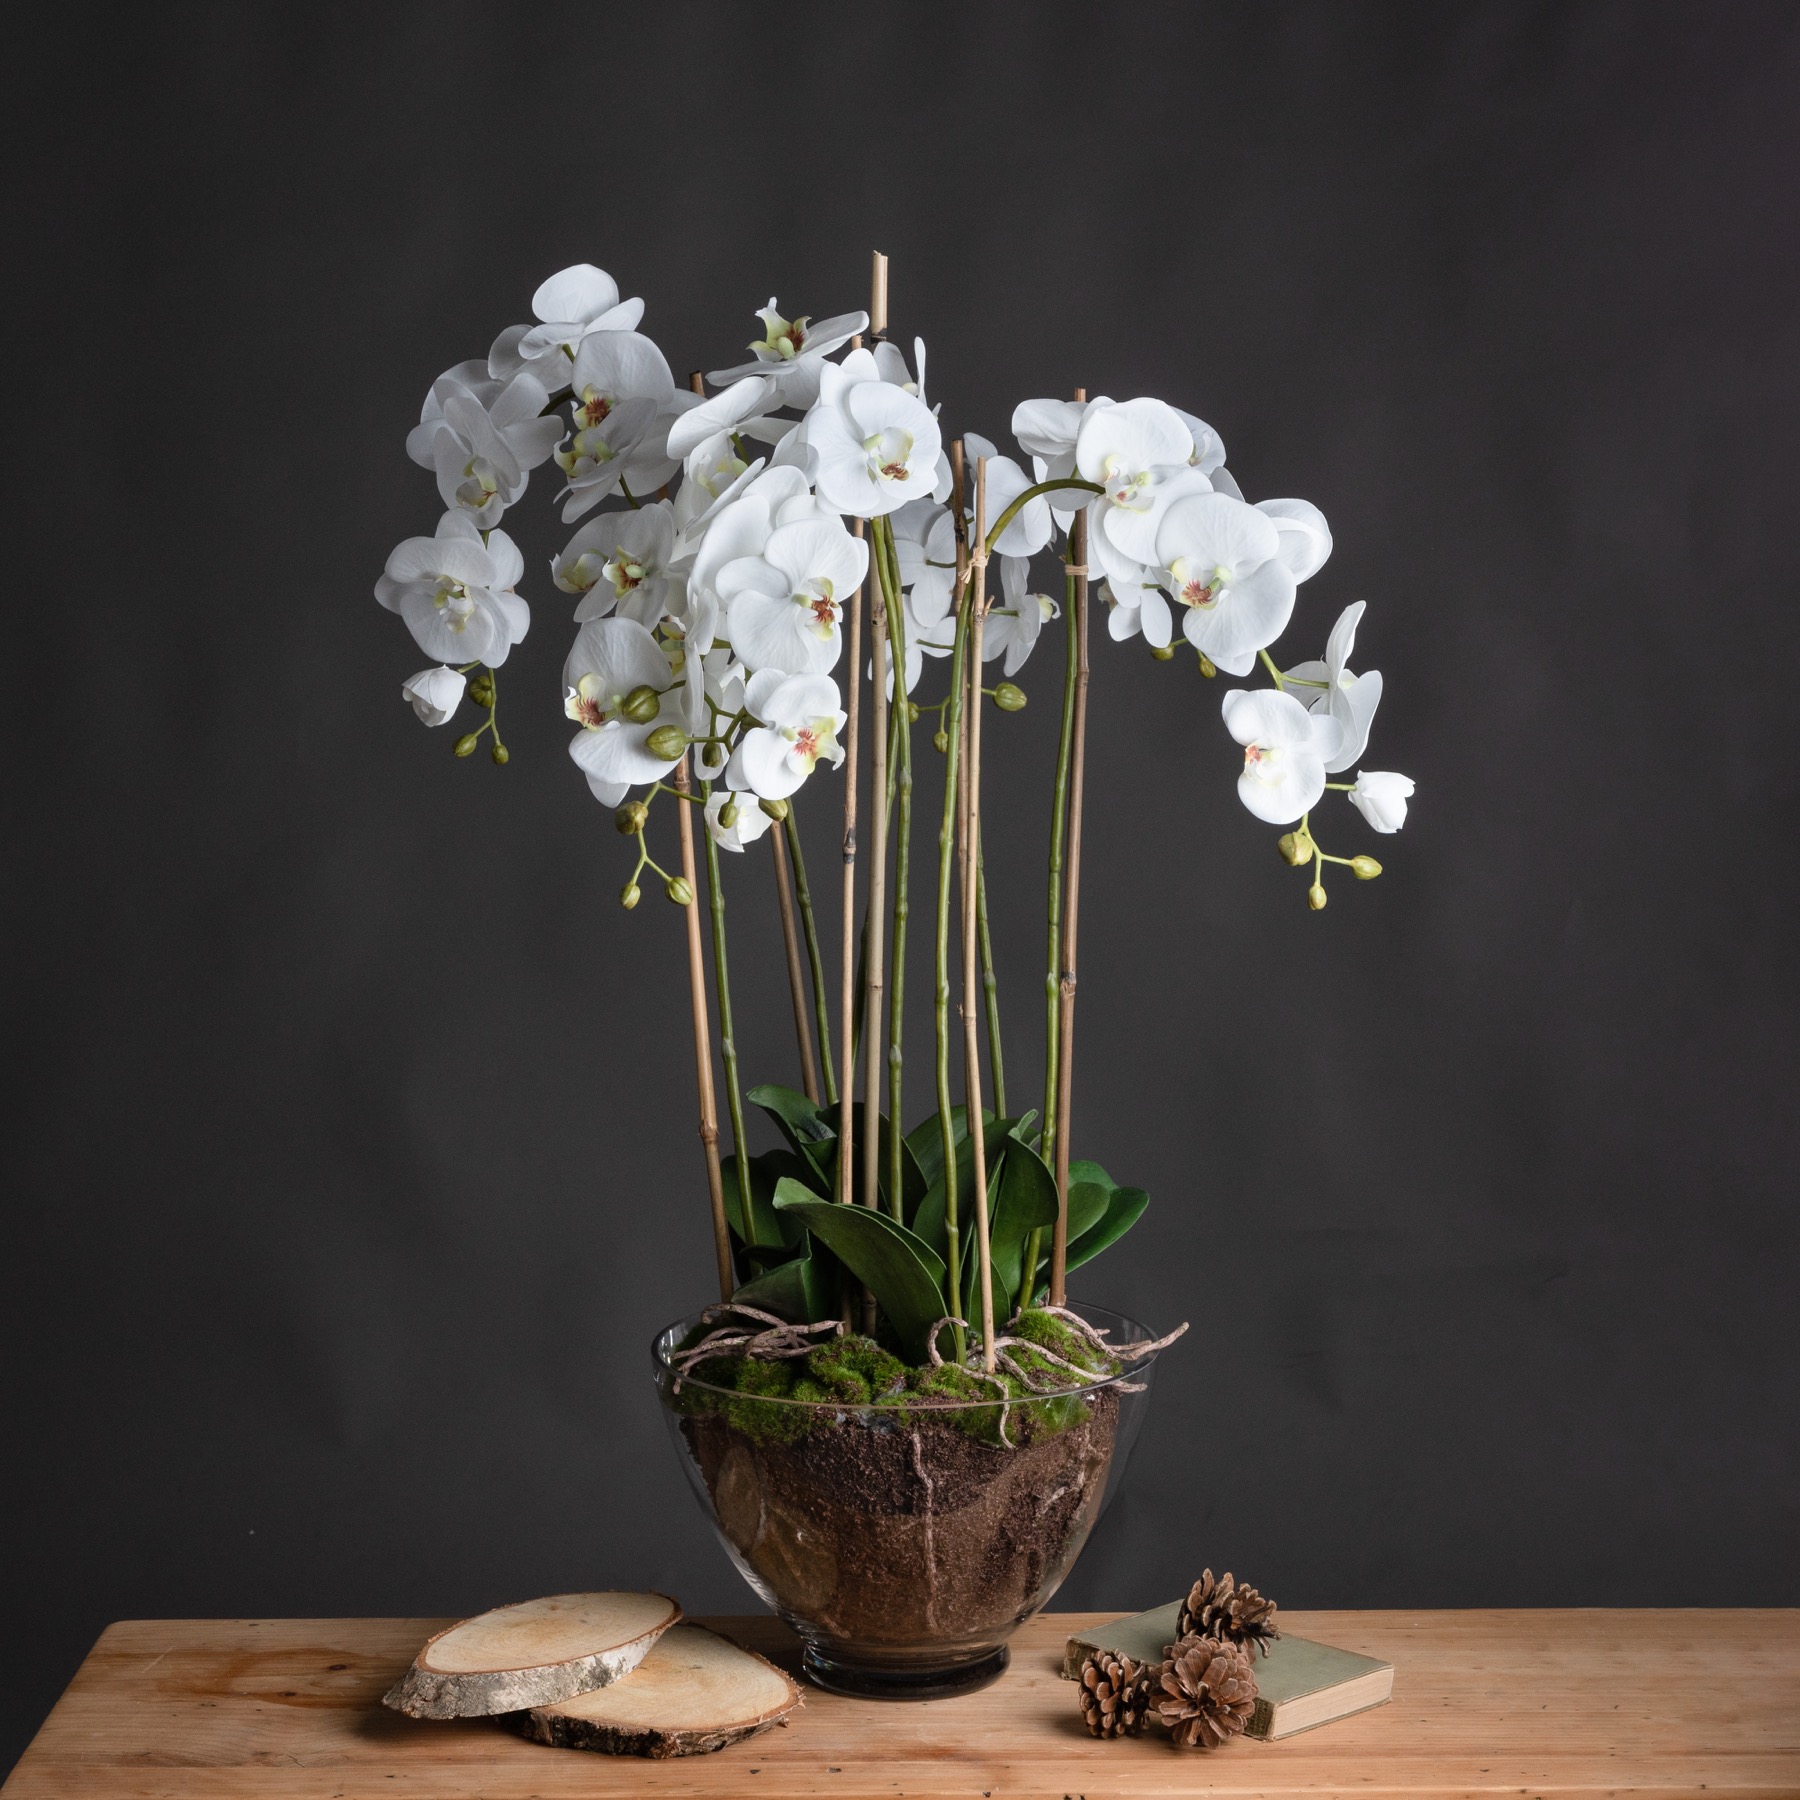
[653, 1303, 1166, 1699]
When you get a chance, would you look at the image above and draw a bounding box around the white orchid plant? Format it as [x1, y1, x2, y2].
[375, 256, 1416, 1378]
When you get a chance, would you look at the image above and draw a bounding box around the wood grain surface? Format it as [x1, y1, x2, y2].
[5, 1609, 1797, 1798]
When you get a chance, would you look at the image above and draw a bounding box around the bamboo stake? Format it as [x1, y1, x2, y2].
[838, 509, 863, 1211]
[783, 807, 836, 1105]
[674, 753, 733, 1303]
[963, 458, 997, 1372]
[1050, 485, 1091, 1307]
[1029, 389, 1086, 1307]
[770, 823, 820, 1102]
[861, 523, 890, 1217]
[869, 250, 889, 338]
[933, 442, 970, 1362]
[879, 523, 913, 1221]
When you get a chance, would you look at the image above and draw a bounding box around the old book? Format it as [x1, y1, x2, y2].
[1063, 1602, 1393, 1740]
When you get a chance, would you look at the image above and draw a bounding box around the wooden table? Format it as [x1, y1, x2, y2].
[4, 1610, 1796, 1797]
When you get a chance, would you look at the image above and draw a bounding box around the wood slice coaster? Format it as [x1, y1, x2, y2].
[521, 1623, 802, 1758]
[384, 1591, 681, 1719]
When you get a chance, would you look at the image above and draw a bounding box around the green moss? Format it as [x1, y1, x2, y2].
[671, 1321, 1112, 1449]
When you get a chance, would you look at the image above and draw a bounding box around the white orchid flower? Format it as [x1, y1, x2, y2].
[400, 666, 466, 726]
[891, 500, 958, 625]
[1221, 688, 1344, 825]
[704, 788, 775, 852]
[1256, 497, 1333, 582]
[878, 588, 957, 696]
[964, 433, 1053, 558]
[497, 265, 646, 381]
[707, 299, 870, 408]
[804, 348, 943, 518]
[1284, 601, 1382, 772]
[685, 469, 811, 621]
[407, 367, 562, 529]
[562, 616, 683, 802]
[726, 671, 847, 800]
[1015, 393, 1113, 525]
[872, 336, 930, 404]
[554, 394, 659, 522]
[667, 375, 784, 464]
[554, 502, 683, 629]
[376, 513, 530, 667]
[1170, 407, 1228, 475]
[1154, 492, 1298, 675]
[984, 555, 1059, 676]
[670, 430, 763, 552]
[1076, 398, 1214, 568]
[1348, 770, 1415, 834]
[718, 515, 868, 677]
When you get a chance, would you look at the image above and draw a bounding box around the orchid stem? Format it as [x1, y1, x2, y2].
[782, 806, 836, 1106]
[700, 781, 754, 1248]
[876, 514, 913, 1222]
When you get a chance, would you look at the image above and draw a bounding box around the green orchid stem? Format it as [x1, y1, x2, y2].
[1043, 555, 1080, 1172]
[1259, 647, 1288, 689]
[876, 515, 913, 1223]
[977, 825, 1004, 1116]
[981, 477, 1102, 560]
[782, 806, 836, 1107]
[1324, 781, 1355, 791]
[700, 779, 754, 1236]
[935, 525, 973, 1365]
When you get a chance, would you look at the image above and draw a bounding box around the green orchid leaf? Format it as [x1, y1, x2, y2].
[909, 1115, 1018, 1266]
[729, 1235, 835, 1325]
[1068, 1158, 1115, 1194]
[821, 1102, 928, 1218]
[1064, 1178, 1113, 1248]
[719, 1150, 799, 1250]
[903, 1104, 999, 1195]
[1062, 1185, 1150, 1278]
[773, 1187, 949, 1363]
[747, 1083, 836, 1186]
[982, 1131, 1061, 1319]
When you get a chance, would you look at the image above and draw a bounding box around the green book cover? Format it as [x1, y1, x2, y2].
[1063, 1603, 1394, 1740]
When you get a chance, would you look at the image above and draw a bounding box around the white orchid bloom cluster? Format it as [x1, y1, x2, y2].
[1003, 391, 1416, 907]
[375, 262, 1412, 909]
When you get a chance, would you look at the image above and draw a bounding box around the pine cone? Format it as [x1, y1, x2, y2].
[1177, 1569, 1280, 1657]
[1077, 1648, 1152, 1739]
[1155, 1634, 1258, 1749]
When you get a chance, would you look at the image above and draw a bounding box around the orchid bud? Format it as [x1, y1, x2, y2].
[907, 701, 921, 723]
[489, 743, 509, 765]
[1277, 833, 1311, 867]
[468, 676, 495, 709]
[615, 801, 649, 835]
[993, 682, 1027, 712]
[1197, 652, 1217, 678]
[1351, 855, 1383, 880]
[1150, 644, 1175, 662]
[621, 684, 662, 724]
[645, 725, 688, 759]
[933, 729, 950, 753]
[759, 797, 790, 822]
[619, 881, 641, 909]
[453, 733, 480, 758]
[666, 876, 695, 906]
[1307, 882, 1328, 911]
[720, 800, 739, 829]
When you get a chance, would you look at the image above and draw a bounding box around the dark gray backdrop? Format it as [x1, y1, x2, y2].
[6, 0, 1798, 1773]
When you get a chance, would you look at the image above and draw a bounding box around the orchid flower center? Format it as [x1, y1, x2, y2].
[455, 457, 502, 512]
[1101, 455, 1155, 511]
[564, 673, 615, 731]
[696, 447, 748, 497]
[562, 551, 605, 593]
[1242, 741, 1283, 781]
[556, 428, 617, 480]
[605, 550, 648, 598]
[864, 426, 915, 483]
[1173, 560, 1233, 609]
[794, 581, 839, 638]
[754, 310, 808, 361]
[783, 716, 837, 771]
[574, 385, 615, 430]
[432, 578, 477, 628]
